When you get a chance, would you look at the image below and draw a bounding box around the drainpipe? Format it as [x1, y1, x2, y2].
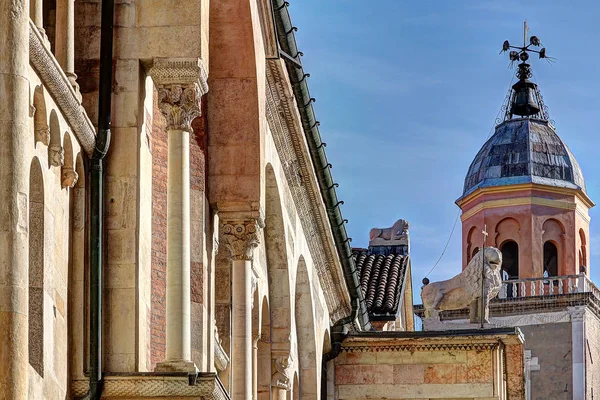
[320, 322, 349, 400]
[82, 0, 114, 398]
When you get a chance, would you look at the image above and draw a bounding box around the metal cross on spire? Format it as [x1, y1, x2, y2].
[499, 21, 554, 68]
[480, 225, 488, 328]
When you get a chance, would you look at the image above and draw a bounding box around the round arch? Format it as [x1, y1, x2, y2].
[466, 226, 478, 263]
[500, 240, 519, 279]
[48, 110, 63, 168]
[265, 164, 293, 361]
[33, 85, 49, 146]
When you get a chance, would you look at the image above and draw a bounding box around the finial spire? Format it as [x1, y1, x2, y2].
[498, 23, 553, 122]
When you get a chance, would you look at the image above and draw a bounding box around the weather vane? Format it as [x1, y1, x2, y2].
[500, 21, 555, 70]
[498, 21, 554, 121]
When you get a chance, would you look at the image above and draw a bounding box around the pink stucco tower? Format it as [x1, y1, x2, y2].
[457, 62, 594, 280]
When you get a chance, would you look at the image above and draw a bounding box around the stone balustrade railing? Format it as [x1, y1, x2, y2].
[498, 274, 598, 299]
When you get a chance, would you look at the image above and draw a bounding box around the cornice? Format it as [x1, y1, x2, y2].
[457, 183, 594, 210]
[265, 59, 351, 322]
[341, 342, 498, 353]
[460, 196, 580, 222]
[29, 21, 96, 156]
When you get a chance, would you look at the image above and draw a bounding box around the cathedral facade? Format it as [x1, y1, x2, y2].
[0, 0, 376, 399]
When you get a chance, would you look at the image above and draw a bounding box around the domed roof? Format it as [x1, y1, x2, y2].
[460, 118, 586, 199]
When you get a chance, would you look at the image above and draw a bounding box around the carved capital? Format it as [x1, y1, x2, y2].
[156, 84, 202, 132]
[220, 220, 260, 261]
[271, 355, 294, 390]
[149, 58, 209, 132]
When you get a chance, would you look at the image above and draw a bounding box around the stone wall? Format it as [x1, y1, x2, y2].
[334, 332, 524, 400]
[520, 322, 573, 398]
[586, 312, 600, 399]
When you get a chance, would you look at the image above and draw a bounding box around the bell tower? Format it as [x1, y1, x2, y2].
[456, 25, 594, 281]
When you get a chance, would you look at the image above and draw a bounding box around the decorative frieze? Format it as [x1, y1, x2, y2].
[271, 355, 294, 390]
[220, 220, 260, 261]
[342, 342, 498, 353]
[29, 21, 96, 156]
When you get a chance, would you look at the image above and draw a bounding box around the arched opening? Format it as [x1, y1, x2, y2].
[501, 241, 519, 279]
[295, 257, 318, 399]
[33, 86, 50, 146]
[291, 373, 299, 400]
[466, 226, 478, 263]
[62, 133, 77, 189]
[48, 110, 63, 168]
[29, 158, 45, 377]
[543, 241, 558, 277]
[579, 229, 587, 271]
[471, 247, 480, 259]
[42, 0, 57, 50]
[542, 218, 566, 275]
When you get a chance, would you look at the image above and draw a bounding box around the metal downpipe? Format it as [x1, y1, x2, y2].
[82, 0, 114, 397]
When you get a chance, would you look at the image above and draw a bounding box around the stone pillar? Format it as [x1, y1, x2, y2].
[252, 333, 260, 400]
[154, 83, 201, 372]
[221, 219, 260, 400]
[569, 307, 586, 400]
[0, 1, 30, 398]
[30, 0, 44, 33]
[271, 355, 294, 400]
[55, 0, 77, 86]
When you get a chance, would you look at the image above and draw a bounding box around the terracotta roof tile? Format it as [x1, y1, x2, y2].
[352, 249, 409, 319]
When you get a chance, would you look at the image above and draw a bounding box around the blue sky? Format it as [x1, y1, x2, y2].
[289, 1, 600, 300]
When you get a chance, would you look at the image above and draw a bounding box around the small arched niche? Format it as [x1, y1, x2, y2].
[501, 240, 519, 279]
[33, 86, 50, 146]
[543, 241, 558, 277]
[48, 110, 64, 168]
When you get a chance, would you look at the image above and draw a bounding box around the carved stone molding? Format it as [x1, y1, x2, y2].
[155, 84, 202, 132]
[266, 60, 352, 321]
[29, 21, 95, 156]
[271, 355, 294, 390]
[149, 58, 209, 94]
[568, 306, 586, 322]
[220, 220, 260, 261]
[49, 145, 64, 167]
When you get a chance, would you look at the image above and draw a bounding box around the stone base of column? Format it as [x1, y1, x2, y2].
[155, 360, 198, 374]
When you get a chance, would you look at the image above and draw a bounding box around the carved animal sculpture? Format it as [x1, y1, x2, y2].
[369, 219, 409, 242]
[421, 247, 502, 323]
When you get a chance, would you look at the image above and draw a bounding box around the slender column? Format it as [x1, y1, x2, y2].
[30, 0, 44, 33]
[0, 0, 30, 397]
[569, 307, 586, 400]
[271, 355, 294, 400]
[252, 333, 260, 400]
[221, 220, 260, 400]
[55, 0, 77, 85]
[154, 83, 202, 372]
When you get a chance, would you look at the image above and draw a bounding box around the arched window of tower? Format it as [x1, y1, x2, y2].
[543, 242, 558, 277]
[579, 229, 587, 270]
[501, 241, 519, 279]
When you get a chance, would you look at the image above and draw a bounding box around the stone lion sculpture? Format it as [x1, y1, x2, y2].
[421, 247, 502, 323]
[369, 219, 409, 242]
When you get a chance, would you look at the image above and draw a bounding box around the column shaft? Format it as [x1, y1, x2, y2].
[166, 129, 191, 362]
[30, 0, 43, 31]
[232, 259, 253, 399]
[55, 0, 76, 82]
[0, 0, 31, 397]
[252, 337, 259, 400]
